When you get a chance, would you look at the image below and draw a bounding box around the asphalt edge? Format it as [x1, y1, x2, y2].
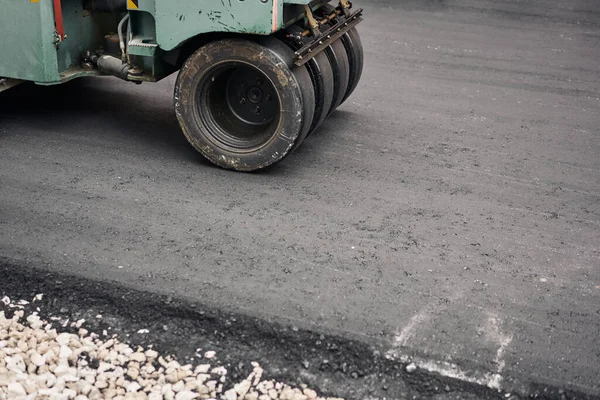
[1, 257, 594, 400]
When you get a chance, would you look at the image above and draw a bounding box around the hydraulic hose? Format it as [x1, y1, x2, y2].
[117, 13, 130, 61]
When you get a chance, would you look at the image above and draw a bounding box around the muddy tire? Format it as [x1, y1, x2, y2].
[174, 38, 315, 171]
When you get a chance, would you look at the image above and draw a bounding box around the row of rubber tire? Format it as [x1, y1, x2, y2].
[174, 6, 364, 171]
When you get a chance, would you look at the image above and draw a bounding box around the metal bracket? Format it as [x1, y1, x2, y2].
[53, 31, 62, 48]
[339, 0, 352, 18]
[304, 5, 321, 37]
[52, 0, 66, 43]
[294, 8, 363, 66]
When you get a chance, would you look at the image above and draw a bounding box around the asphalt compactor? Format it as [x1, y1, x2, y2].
[0, 0, 363, 171]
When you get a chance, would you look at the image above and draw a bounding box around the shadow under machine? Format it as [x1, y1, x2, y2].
[0, 0, 364, 171]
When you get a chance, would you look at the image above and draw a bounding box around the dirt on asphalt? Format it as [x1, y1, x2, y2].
[1, 0, 599, 398]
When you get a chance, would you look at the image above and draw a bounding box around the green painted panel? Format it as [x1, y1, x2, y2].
[135, 0, 283, 51]
[0, 0, 60, 83]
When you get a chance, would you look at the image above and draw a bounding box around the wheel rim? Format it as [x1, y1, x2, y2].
[195, 62, 281, 152]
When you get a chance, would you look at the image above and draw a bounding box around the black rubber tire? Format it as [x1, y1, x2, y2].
[319, 4, 364, 106]
[325, 39, 350, 116]
[282, 24, 335, 138]
[259, 36, 316, 149]
[340, 27, 364, 104]
[174, 38, 315, 171]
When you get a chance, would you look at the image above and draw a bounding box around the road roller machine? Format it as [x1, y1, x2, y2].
[0, 0, 363, 171]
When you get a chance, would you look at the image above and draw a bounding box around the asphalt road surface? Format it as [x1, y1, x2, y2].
[1, 0, 599, 397]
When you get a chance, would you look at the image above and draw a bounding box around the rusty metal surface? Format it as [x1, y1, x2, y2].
[293, 8, 363, 66]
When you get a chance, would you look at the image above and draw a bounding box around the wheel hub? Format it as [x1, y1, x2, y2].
[247, 87, 263, 104]
[226, 69, 277, 126]
[195, 63, 283, 151]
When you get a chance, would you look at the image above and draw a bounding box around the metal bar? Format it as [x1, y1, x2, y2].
[0, 78, 24, 93]
[293, 9, 363, 67]
[53, 0, 66, 41]
[300, 8, 346, 37]
[304, 4, 320, 35]
[272, 0, 279, 32]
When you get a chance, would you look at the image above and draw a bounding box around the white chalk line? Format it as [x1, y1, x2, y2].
[387, 302, 513, 391]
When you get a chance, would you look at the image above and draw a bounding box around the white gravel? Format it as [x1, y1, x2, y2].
[0, 296, 343, 400]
